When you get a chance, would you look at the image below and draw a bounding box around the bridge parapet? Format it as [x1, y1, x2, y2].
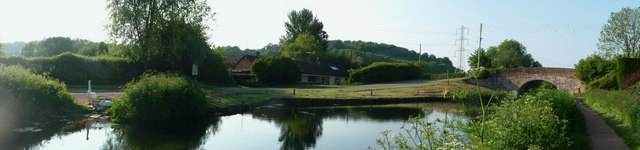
[468, 67, 584, 94]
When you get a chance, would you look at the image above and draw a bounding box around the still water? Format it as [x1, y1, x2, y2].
[6, 102, 471, 150]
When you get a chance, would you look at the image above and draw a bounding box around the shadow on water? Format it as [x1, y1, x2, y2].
[101, 118, 221, 150]
[1, 116, 89, 150]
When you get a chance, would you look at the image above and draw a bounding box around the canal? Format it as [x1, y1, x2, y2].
[5, 102, 473, 150]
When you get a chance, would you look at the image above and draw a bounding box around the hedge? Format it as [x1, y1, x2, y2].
[0, 52, 142, 85]
[617, 58, 640, 89]
[348, 62, 422, 84]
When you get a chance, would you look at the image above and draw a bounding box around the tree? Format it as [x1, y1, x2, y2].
[280, 9, 328, 53]
[574, 55, 616, 83]
[468, 48, 492, 68]
[251, 56, 302, 84]
[20, 41, 37, 57]
[483, 40, 541, 68]
[281, 32, 324, 61]
[79, 42, 110, 56]
[0, 43, 4, 56]
[598, 7, 640, 58]
[106, 0, 214, 63]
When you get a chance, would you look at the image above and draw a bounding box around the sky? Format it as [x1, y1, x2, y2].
[0, 0, 639, 70]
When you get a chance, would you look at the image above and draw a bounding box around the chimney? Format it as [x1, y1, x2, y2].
[255, 52, 260, 57]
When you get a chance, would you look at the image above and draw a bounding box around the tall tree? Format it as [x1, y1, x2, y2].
[20, 41, 37, 57]
[280, 9, 328, 54]
[106, 0, 214, 62]
[598, 7, 640, 58]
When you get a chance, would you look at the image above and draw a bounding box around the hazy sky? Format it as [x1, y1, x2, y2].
[0, 0, 639, 69]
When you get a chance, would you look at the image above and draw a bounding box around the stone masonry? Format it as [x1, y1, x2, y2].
[467, 67, 585, 94]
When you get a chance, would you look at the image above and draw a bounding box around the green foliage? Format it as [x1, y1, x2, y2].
[598, 7, 640, 58]
[575, 55, 616, 83]
[1, 41, 25, 56]
[484, 40, 542, 68]
[375, 114, 468, 150]
[468, 48, 491, 68]
[19, 37, 91, 57]
[348, 62, 424, 84]
[0, 53, 143, 85]
[328, 40, 458, 73]
[0, 43, 4, 56]
[281, 31, 325, 61]
[232, 74, 256, 86]
[467, 67, 491, 79]
[280, 8, 328, 51]
[109, 73, 209, 122]
[478, 90, 574, 149]
[616, 57, 640, 89]
[0, 64, 87, 120]
[585, 89, 640, 130]
[78, 42, 110, 56]
[251, 56, 302, 85]
[589, 71, 618, 90]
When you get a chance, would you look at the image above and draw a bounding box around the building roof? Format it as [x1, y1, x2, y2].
[296, 61, 349, 77]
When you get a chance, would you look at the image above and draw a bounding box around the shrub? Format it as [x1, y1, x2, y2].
[478, 90, 575, 149]
[0, 64, 87, 120]
[348, 62, 422, 84]
[251, 56, 301, 85]
[588, 71, 618, 90]
[468, 67, 491, 79]
[574, 55, 615, 84]
[109, 73, 209, 122]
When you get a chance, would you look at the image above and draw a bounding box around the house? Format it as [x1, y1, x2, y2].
[296, 61, 349, 85]
[231, 52, 261, 74]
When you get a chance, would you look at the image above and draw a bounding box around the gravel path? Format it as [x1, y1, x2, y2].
[212, 79, 453, 91]
[576, 98, 629, 150]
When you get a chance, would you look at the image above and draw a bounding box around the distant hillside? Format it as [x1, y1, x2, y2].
[2, 42, 26, 56]
[218, 40, 459, 74]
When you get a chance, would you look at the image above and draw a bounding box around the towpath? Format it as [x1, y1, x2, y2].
[576, 97, 629, 150]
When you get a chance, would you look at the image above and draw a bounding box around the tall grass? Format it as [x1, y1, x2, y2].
[584, 89, 640, 148]
[0, 64, 87, 120]
[109, 73, 210, 123]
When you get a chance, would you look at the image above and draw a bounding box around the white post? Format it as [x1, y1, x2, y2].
[88, 80, 92, 93]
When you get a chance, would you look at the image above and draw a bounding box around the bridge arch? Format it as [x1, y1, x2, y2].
[517, 80, 558, 95]
[467, 67, 585, 94]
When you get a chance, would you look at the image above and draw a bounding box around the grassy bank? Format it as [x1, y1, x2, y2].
[206, 79, 496, 111]
[584, 89, 640, 149]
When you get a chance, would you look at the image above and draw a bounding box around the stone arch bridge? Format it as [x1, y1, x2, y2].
[467, 67, 585, 94]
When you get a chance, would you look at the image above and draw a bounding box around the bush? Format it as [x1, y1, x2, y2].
[0, 64, 87, 120]
[348, 62, 422, 84]
[478, 90, 575, 149]
[588, 71, 618, 90]
[109, 73, 209, 122]
[251, 56, 301, 85]
[574, 55, 615, 84]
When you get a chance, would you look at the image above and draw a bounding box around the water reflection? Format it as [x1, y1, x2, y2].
[1, 116, 88, 150]
[249, 103, 466, 150]
[6, 102, 471, 150]
[101, 118, 220, 150]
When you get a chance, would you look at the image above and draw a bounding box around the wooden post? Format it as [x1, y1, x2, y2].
[370, 90, 373, 96]
[293, 88, 296, 96]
